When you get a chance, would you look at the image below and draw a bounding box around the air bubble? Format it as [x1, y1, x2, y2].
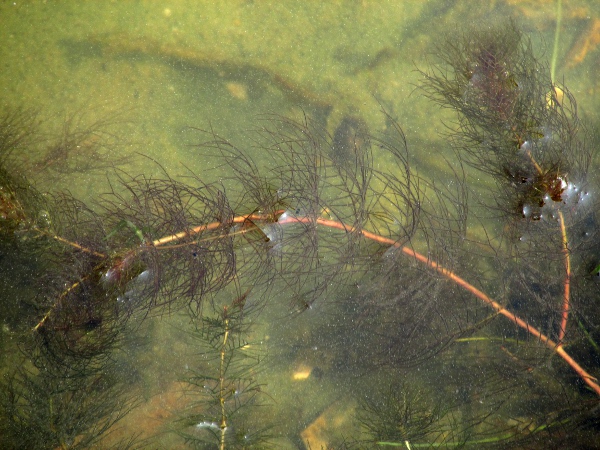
[136, 269, 151, 283]
[541, 125, 553, 145]
[519, 140, 531, 152]
[195, 421, 220, 431]
[262, 223, 282, 243]
[277, 208, 303, 224]
[260, 223, 285, 255]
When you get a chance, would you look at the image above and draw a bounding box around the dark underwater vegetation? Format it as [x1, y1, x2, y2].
[1, 4, 600, 450]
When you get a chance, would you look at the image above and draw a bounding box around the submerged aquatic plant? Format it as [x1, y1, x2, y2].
[174, 289, 273, 449]
[0, 21, 598, 449]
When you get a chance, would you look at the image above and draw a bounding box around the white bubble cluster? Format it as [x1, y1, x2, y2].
[561, 180, 591, 209]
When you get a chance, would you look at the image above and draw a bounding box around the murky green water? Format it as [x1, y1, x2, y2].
[1, 1, 599, 448]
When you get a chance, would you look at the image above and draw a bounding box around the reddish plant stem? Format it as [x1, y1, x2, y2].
[151, 212, 272, 247]
[558, 210, 571, 344]
[43, 210, 598, 395]
[275, 214, 600, 396]
[522, 150, 572, 345]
